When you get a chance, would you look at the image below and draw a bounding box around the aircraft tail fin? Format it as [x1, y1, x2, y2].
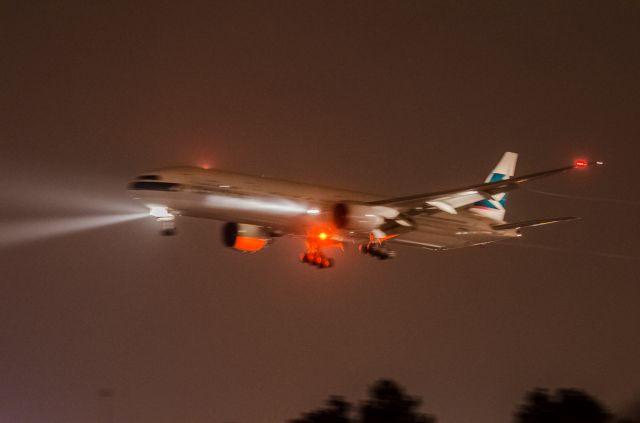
[469, 152, 518, 222]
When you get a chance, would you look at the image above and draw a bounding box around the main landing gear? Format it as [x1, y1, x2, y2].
[358, 243, 396, 260]
[358, 233, 397, 260]
[299, 251, 334, 269]
[299, 232, 339, 269]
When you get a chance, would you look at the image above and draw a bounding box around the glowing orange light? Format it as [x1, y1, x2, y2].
[201, 163, 210, 170]
[574, 159, 588, 168]
[234, 236, 268, 252]
[318, 232, 328, 240]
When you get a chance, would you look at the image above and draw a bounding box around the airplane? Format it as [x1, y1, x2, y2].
[127, 152, 602, 268]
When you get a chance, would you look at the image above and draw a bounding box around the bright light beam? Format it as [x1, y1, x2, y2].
[0, 213, 147, 249]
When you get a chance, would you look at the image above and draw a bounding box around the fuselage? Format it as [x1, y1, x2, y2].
[127, 166, 518, 250]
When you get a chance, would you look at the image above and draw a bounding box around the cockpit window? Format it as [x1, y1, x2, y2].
[127, 181, 180, 191]
[137, 174, 161, 180]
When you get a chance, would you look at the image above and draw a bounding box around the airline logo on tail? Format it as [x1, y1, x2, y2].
[469, 152, 518, 222]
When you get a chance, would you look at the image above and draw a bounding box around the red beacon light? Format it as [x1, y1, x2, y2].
[574, 159, 588, 169]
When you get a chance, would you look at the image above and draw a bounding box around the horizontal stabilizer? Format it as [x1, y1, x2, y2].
[492, 216, 580, 231]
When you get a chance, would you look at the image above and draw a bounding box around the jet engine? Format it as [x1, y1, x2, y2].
[333, 203, 399, 232]
[222, 222, 273, 253]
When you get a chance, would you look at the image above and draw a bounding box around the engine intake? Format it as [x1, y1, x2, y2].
[333, 203, 399, 232]
[222, 222, 273, 252]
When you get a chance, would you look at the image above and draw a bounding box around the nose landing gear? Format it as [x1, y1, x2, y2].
[159, 219, 177, 236]
[149, 206, 177, 236]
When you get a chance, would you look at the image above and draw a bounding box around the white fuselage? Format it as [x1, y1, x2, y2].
[128, 166, 518, 250]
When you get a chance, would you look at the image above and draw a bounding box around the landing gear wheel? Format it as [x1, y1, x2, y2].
[160, 228, 177, 236]
[299, 252, 334, 269]
[358, 243, 396, 260]
[321, 258, 334, 268]
[159, 219, 177, 236]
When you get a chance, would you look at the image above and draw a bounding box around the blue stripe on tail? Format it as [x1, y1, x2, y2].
[474, 199, 499, 209]
[473, 173, 508, 209]
[488, 173, 507, 182]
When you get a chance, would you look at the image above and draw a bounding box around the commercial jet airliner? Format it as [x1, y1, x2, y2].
[128, 153, 601, 268]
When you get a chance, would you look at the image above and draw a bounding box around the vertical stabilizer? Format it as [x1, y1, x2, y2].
[469, 152, 518, 222]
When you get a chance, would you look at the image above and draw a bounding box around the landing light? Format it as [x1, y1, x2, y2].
[306, 208, 320, 215]
[149, 206, 172, 218]
[318, 232, 328, 240]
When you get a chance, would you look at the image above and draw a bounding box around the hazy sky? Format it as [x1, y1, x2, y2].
[2, 2, 640, 422]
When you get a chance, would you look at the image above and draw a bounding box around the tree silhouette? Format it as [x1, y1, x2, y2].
[289, 379, 435, 423]
[359, 379, 435, 423]
[516, 388, 611, 423]
[290, 396, 351, 423]
[617, 396, 640, 423]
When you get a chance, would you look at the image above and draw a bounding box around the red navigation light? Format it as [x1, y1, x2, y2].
[574, 159, 588, 169]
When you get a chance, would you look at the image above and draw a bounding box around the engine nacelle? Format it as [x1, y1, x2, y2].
[222, 222, 273, 253]
[333, 203, 399, 232]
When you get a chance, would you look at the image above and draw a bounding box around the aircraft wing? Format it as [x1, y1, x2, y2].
[491, 216, 580, 230]
[368, 160, 600, 214]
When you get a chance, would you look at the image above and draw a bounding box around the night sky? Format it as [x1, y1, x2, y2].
[2, 2, 640, 422]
